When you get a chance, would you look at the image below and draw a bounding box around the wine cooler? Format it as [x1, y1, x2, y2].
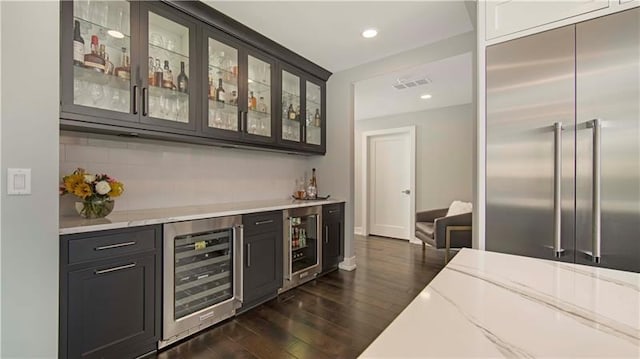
[161, 216, 243, 348]
[280, 206, 322, 292]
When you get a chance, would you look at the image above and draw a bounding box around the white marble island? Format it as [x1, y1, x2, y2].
[360, 248, 640, 358]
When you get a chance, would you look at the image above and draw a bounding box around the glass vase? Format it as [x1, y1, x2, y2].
[75, 199, 115, 219]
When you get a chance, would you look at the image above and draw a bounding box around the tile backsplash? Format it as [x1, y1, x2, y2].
[59, 131, 310, 215]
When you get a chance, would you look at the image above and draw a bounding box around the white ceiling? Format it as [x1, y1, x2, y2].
[355, 52, 472, 120]
[205, 1, 474, 72]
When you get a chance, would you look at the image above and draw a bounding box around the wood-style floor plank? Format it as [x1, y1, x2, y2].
[154, 235, 446, 359]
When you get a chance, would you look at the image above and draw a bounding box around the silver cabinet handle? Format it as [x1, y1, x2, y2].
[328, 210, 339, 214]
[553, 122, 564, 258]
[587, 119, 602, 263]
[94, 241, 136, 251]
[246, 243, 251, 268]
[132, 85, 139, 114]
[94, 262, 136, 275]
[324, 225, 329, 244]
[142, 87, 148, 116]
[255, 219, 274, 225]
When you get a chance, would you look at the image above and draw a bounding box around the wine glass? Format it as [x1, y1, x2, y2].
[89, 83, 104, 107]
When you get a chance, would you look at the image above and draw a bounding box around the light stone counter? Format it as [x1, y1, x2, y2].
[60, 198, 344, 235]
[360, 248, 640, 358]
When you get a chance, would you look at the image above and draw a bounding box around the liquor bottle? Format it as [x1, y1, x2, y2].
[287, 104, 296, 121]
[148, 57, 155, 86]
[114, 47, 131, 80]
[257, 96, 267, 113]
[162, 60, 174, 89]
[177, 61, 188, 93]
[83, 35, 105, 72]
[154, 58, 163, 88]
[249, 91, 257, 110]
[307, 168, 317, 199]
[208, 76, 215, 100]
[229, 90, 237, 106]
[73, 20, 85, 66]
[215, 78, 226, 103]
[314, 108, 321, 127]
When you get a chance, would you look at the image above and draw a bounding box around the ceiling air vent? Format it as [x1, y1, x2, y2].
[392, 77, 431, 90]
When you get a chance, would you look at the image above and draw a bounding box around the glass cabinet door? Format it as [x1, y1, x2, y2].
[305, 81, 322, 146]
[207, 38, 240, 132]
[142, 6, 195, 128]
[70, 0, 133, 115]
[281, 70, 302, 143]
[247, 55, 273, 138]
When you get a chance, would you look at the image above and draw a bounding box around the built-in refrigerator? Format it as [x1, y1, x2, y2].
[486, 8, 639, 273]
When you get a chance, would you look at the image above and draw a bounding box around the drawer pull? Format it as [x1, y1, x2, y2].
[94, 241, 136, 251]
[328, 210, 339, 214]
[255, 219, 274, 226]
[94, 263, 136, 275]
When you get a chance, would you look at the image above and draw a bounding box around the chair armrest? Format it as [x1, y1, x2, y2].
[434, 212, 472, 248]
[416, 208, 448, 223]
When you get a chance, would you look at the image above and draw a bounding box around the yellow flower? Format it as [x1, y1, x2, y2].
[73, 183, 93, 199]
[63, 173, 84, 193]
[108, 182, 124, 198]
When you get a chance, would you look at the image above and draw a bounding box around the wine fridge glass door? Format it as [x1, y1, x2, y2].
[207, 38, 240, 132]
[281, 70, 301, 143]
[72, 0, 132, 114]
[290, 214, 318, 274]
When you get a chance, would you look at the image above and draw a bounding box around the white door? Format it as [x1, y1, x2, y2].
[367, 131, 412, 239]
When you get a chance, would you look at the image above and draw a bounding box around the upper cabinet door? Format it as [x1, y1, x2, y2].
[139, 2, 197, 132]
[244, 49, 276, 143]
[280, 67, 303, 144]
[303, 78, 325, 152]
[61, 0, 140, 124]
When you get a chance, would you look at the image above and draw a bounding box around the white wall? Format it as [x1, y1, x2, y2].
[310, 30, 476, 265]
[60, 132, 310, 215]
[1, 1, 59, 358]
[354, 104, 474, 230]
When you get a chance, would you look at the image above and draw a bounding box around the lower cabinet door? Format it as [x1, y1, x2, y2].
[67, 254, 158, 359]
[322, 204, 344, 273]
[242, 230, 282, 309]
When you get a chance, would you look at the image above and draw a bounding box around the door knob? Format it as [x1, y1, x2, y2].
[401, 189, 410, 194]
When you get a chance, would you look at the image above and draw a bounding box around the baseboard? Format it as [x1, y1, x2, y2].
[338, 256, 357, 271]
[354, 227, 363, 236]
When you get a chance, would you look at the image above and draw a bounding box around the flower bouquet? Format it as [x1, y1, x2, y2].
[60, 168, 124, 219]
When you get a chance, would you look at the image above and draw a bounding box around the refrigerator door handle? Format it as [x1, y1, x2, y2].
[586, 119, 602, 263]
[553, 122, 564, 257]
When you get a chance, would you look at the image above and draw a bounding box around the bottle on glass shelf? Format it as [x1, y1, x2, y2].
[257, 96, 267, 113]
[84, 35, 105, 73]
[287, 104, 296, 121]
[314, 108, 321, 127]
[307, 168, 317, 199]
[154, 58, 163, 88]
[73, 20, 85, 66]
[114, 47, 131, 80]
[295, 105, 301, 121]
[215, 78, 226, 105]
[177, 61, 188, 93]
[229, 90, 238, 106]
[148, 57, 155, 86]
[162, 60, 174, 89]
[249, 91, 257, 111]
[104, 52, 114, 75]
[208, 76, 215, 100]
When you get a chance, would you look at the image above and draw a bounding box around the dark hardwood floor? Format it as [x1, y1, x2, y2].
[155, 235, 446, 359]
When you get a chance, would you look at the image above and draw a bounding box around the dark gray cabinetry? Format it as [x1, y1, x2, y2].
[60, 226, 161, 359]
[322, 203, 344, 274]
[239, 211, 283, 312]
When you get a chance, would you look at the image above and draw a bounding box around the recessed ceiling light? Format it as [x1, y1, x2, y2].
[420, 94, 432, 100]
[107, 30, 124, 39]
[361, 28, 378, 39]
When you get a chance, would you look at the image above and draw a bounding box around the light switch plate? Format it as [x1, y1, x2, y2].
[7, 168, 31, 195]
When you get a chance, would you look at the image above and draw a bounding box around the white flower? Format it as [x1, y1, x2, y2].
[95, 180, 111, 195]
[84, 174, 96, 183]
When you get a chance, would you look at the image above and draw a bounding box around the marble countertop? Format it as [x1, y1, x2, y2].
[60, 198, 344, 235]
[360, 248, 640, 358]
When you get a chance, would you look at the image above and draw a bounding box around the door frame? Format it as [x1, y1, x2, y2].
[361, 126, 416, 242]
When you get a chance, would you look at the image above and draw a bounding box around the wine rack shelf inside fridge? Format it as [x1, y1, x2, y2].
[289, 215, 318, 274]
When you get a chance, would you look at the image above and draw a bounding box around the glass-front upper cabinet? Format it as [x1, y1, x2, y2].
[281, 70, 302, 143]
[62, 0, 138, 123]
[246, 54, 273, 140]
[305, 80, 323, 147]
[140, 3, 197, 131]
[206, 36, 240, 133]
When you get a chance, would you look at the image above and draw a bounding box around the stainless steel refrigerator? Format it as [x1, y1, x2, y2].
[486, 8, 640, 273]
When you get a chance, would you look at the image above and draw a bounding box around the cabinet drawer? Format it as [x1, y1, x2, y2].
[323, 204, 342, 217]
[243, 211, 282, 235]
[65, 226, 158, 265]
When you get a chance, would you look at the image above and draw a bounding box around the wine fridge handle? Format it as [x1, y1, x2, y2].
[587, 119, 602, 263]
[287, 220, 292, 281]
[132, 85, 139, 114]
[324, 225, 329, 244]
[246, 243, 251, 268]
[142, 87, 148, 116]
[553, 122, 564, 258]
[236, 224, 244, 303]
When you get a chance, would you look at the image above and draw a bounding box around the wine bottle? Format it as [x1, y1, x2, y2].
[307, 168, 317, 199]
[249, 91, 257, 110]
[162, 60, 174, 89]
[73, 20, 85, 66]
[114, 47, 131, 80]
[314, 108, 321, 127]
[288, 104, 296, 121]
[177, 61, 188, 93]
[83, 35, 105, 72]
[215, 78, 226, 103]
[148, 57, 155, 86]
[154, 58, 163, 88]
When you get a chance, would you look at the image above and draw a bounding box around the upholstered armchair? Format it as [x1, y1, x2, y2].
[415, 202, 472, 263]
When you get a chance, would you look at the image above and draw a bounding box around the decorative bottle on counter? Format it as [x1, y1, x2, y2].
[307, 168, 317, 199]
